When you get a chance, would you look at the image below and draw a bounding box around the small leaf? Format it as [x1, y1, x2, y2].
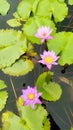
[23, 16, 56, 44]
[0, 91, 8, 111]
[0, 80, 7, 90]
[0, 80, 8, 111]
[0, 0, 10, 16]
[2, 59, 34, 76]
[7, 19, 21, 27]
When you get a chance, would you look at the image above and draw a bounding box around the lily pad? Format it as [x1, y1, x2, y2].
[2, 59, 34, 76]
[68, 0, 73, 5]
[35, 0, 68, 22]
[0, 30, 27, 68]
[17, 0, 35, 20]
[36, 72, 62, 101]
[0, 0, 10, 16]
[47, 32, 73, 65]
[7, 19, 21, 27]
[0, 80, 8, 111]
[2, 104, 50, 130]
[23, 16, 56, 44]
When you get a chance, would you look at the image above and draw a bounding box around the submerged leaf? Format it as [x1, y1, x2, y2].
[2, 59, 34, 76]
[47, 32, 73, 65]
[23, 16, 56, 44]
[0, 0, 10, 15]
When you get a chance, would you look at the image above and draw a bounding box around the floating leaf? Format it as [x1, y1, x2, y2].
[0, 0, 10, 16]
[36, 72, 62, 101]
[32, 0, 40, 14]
[2, 59, 34, 76]
[0, 30, 26, 48]
[35, 71, 53, 88]
[0, 80, 8, 111]
[47, 32, 73, 65]
[0, 91, 8, 111]
[2, 111, 30, 130]
[2, 104, 50, 130]
[23, 16, 56, 44]
[7, 19, 21, 27]
[43, 117, 50, 130]
[68, 0, 73, 5]
[0, 30, 27, 68]
[0, 80, 7, 90]
[17, 0, 35, 20]
[35, 0, 68, 22]
[17, 103, 50, 130]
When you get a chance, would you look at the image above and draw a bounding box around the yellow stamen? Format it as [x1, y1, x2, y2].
[28, 93, 35, 100]
[44, 56, 53, 64]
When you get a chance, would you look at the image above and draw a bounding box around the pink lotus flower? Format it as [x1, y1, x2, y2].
[35, 26, 53, 43]
[38, 50, 59, 70]
[21, 86, 42, 109]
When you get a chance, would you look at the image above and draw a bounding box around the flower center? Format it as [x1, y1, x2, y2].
[41, 32, 48, 38]
[28, 93, 35, 100]
[44, 56, 53, 64]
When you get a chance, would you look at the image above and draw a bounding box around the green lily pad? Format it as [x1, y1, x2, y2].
[2, 104, 50, 130]
[36, 72, 62, 101]
[17, 104, 50, 130]
[68, 0, 73, 5]
[2, 59, 34, 76]
[23, 16, 56, 44]
[0, 30, 27, 68]
[47, 32, 73, 65]
[0, 80, 8, 111]
[7, 19, 21, 27]
[17, 0, 35, 20]
[2, 111, 30, 130]
[35, 0, 68, 22]
[0, 0, 10, 16]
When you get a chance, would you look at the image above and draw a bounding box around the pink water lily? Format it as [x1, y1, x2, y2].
[35, 26, 53, 43]
[21, 86, 42, 109]
[38, 50, 59, 70]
